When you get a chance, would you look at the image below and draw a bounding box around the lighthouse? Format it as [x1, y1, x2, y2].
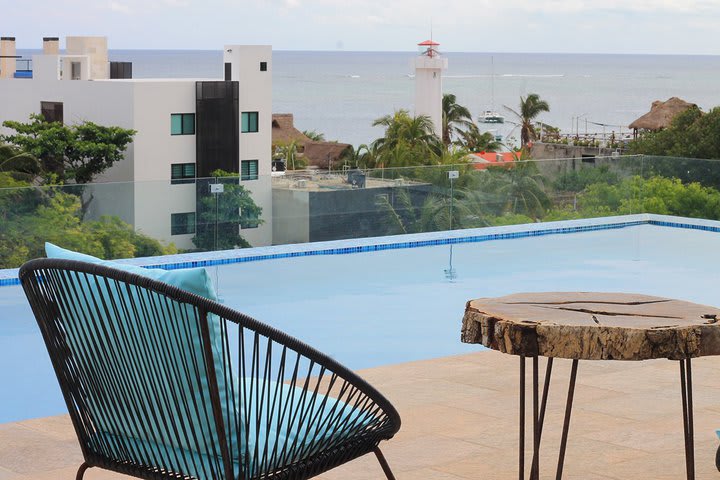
[413, 40, 448, 138]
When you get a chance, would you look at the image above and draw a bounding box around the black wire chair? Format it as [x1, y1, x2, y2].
[20, 258, 401, 480]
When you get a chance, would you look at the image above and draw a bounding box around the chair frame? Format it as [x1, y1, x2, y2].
[20, 258, 401, 480]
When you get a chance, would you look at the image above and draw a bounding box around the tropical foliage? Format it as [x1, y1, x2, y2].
[275, 139, 307, 170]
[303, 130, 325, 142]
[0, 189, 175, 268]
[628, 106, 720, 187]
[193, 170, 263, 251]
[505, 93, 550, 149]
[1, 114, 136, 184]
[441, 93, 474, 146]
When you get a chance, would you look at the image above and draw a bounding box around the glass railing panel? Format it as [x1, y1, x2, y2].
[2, 155, 720, 270]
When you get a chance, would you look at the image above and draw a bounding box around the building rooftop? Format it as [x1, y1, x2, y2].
[2, 350, 719, 479]
[272, 172, 426, 192]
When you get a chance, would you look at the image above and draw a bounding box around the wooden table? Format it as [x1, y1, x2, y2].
[461, 292, 720, 480]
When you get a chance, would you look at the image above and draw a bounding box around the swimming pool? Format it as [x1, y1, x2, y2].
[2, 215, 720, 423]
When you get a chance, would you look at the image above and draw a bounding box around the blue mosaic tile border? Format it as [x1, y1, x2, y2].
[2, 214, 719, 288]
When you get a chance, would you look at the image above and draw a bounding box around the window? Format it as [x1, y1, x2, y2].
[240, 209, 259, 229]
[241, 159, 258, 181]
[241, 112, 259, 133]
[260, 61, 267, 72]
[224, 62, 231, 81]
[171, 113, 195, 135]
[40, 101, 63, 123]
[71, 61, 81, 80]
[171, 212, 196, 235]
[171, 163, 196, 184]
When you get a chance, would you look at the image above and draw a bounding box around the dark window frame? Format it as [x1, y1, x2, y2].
[171, 212, 196, 235]
[171, 163, 196, 184]
[241, 159, 259, 181]
[241, 111, 259, 133]
[171, 113, 196, 135]
[40, 101, 63, 123]
[260, 61, 267, 72]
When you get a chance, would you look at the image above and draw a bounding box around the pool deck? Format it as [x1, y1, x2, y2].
[2, 350, 720, 479]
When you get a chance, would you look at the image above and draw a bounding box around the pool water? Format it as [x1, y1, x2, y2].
[1, 224, 719, 423]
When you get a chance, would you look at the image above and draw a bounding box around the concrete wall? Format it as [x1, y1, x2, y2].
[0, 43, 274, 251]
[65, 36, 108, 80]
[272, 187, 311, 245]
[0, 37, 16, 79]
[530, 142, 622, 178]
[224, 45, 273, 247]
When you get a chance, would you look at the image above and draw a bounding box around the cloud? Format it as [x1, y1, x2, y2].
[108, 0, 132, 13]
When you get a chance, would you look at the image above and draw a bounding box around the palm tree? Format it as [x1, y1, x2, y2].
[302, 129, 325, 142]
[458, 123, 503, 152]
[504, 93, 550, 149]
[372, 110, 440, 167]
[276, 139, 304, 170]
[442, 94, 473, 146]
[0, 144, 40, 183]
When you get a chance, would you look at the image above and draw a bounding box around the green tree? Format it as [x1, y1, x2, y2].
[276, 139, 306, 170]
[377, 188, 456, 235]
[0, 144, 40, 183]
[458, 123, 502, 152]
[485, 159, 551, 219]
[554, 164, 621, 193]
[193, 170, 263, 251]
[372, 110, 441, 168]
[0, 190, 175, 268]
[1, 114, 136, 184]
[505, 93, 550, 149]
[442, 93, 473, 146]
[628, 106, 720, 187]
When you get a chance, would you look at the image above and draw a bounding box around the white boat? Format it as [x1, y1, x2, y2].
[479, 57, 505, 124]
[479, 110, 505, 124]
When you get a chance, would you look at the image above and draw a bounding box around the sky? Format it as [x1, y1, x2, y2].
[3, 0, 720, 54]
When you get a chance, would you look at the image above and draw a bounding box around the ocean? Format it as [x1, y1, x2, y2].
[20, 49, 720, 147]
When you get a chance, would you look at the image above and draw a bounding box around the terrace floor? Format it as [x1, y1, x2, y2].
[2, 350, 720, 479]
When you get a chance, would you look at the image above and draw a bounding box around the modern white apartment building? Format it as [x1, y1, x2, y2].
[0, 36, 272, 250]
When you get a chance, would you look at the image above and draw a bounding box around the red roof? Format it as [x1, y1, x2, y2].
[418, 40, 440, 46]
[471, 152, 516, 170]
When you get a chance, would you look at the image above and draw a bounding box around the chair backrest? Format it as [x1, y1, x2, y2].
[20, 259, 233, 479]
[20, 258, 401, 480]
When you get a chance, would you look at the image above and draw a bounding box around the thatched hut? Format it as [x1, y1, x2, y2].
[303, 141, 352, 169]
[271, 114, 312, 148]
[629, 97, 697, 137]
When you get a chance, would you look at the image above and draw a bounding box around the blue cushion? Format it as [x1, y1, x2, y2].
[239, 379, 372, 476]
[45, 243, 217, 300]
[44, 243, 232, 461]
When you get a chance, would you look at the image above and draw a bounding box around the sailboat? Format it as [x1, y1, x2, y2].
[479, 56, 505, 124]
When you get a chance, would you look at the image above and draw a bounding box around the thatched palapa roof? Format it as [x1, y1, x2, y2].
[303, 141, 352, 168]
[272, 114, 312, 146]
[629, 97, 697, 131]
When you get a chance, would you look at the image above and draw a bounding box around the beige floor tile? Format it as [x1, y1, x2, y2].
[4, 351, 720, 480]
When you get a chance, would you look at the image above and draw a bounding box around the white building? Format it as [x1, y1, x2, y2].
[0, 36, 272, 250]
[412, 40, 447, 138]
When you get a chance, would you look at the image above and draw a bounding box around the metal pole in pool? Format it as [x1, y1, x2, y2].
[445, 170, 459, 280]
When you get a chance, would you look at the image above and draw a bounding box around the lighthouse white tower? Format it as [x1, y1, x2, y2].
[413, 40, 448, 138]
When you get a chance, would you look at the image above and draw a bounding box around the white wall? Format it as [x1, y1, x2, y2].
[224, 45, 273, 246]
[0, 45, 275, 250]
[413, 55, 447, 138]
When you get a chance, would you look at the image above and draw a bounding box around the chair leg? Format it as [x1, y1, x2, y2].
[76, 462, 91, 480]
[373, 447, 396, 480]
